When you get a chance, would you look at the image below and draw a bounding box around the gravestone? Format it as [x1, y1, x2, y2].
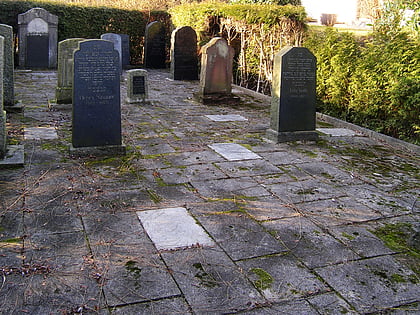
[126, 69, 148, 103]
[18, 7, 58, 69]
[170, 26, 198, 80]
[0, 36, 5, 157]
[266, 46, 318, 143]
[119, 34, 130, 68]
[56, 38, 85, 104]
[0, 24, 14, 108]
[197, 37, 237, 104]
[144, 21, 166, 68]
[72, 39, 124, 154]
[101, 33, 122, 74]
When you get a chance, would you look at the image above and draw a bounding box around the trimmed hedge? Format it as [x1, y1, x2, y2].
[0, 0, 171, 64]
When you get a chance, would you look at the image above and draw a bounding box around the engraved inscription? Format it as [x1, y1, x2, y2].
[132, 76, 145, 95]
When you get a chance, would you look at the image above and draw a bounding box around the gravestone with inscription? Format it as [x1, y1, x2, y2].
[144, 21, 166, 68]
[126, 69, 148, 103]
[72, 40, 124, 154]
[101, 33, 122, 74]
[170, 26, 198, 80]
[56, 38, 85, 104]
[266, 46, 318, 143]
[0, 36, 5, 157]
[197, 37, 238, 104]
[0, 24, 14, 108]
[119, 34, 130, 68]
[18, 7, 58, 69]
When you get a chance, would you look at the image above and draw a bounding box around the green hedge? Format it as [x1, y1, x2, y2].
[0, 0, 171, 64]
[305, 28, 420, 144]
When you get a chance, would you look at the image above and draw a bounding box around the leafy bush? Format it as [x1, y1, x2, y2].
[0, 0, 171, 64]
[305, 27, 420, 144]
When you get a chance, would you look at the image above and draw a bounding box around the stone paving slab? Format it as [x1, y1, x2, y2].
[209, 143, 262, 161]
[205, 114, 248, 121]
[137, 207, 215, 250]
[24, 126, 58, 140]
[161, 247, 265, 313]
[316, 255, 420, 313]
[1, 69, 419, 314]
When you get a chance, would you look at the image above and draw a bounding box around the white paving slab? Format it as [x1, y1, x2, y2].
[137, 207, 214, 251]
[317, 128, 357, 137]
[25, 127, 58, 140]
[205, 114, 248, 122]
[208, 143, 261, 161]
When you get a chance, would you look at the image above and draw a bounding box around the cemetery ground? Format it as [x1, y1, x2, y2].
[0, 69, 419, 314]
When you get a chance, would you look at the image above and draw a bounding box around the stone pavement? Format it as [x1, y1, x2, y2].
[0, 69, 419, 314]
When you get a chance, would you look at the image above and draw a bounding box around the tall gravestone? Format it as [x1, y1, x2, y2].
[197, 37, 237, 104]
[72, 40, 124, 154]
[0, 36, 6, 157]
[144, 21, 166, 68]
[101, 33, 122, 74]
[0, 24, 14, 108]
[119, 34, 130, 68]
[266, 46, 318, 143]
[170, 26, 198, 80]
[18, 7, 58, 69]
[56, 38, 85, 104]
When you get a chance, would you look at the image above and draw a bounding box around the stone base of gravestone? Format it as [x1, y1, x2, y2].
[266, 129, 319, 143]
[193, 92, 241, 105]
[69, 144, 126, 157]
[55, 87, 72, 104]
[0, 145, 25, 168]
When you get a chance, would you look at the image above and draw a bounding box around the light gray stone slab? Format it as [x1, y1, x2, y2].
[208, 143, 261, 161]
[317, 128, 357, 137]
[0, 145, 24, 167]
[25, 127, 58, 140]
[205, 114, 247, 122]
[137, 207, 215, 250]
[215, 159, 282, 178]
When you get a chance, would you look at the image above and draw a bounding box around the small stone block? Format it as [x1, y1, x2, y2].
[25, 127, 58, 140]
[317, 128, 357, 137]
[0, 145, 24, 168]
[137, 207, 214, 251]
[205, 114, 247, 122]
[208, 143, 261, 161]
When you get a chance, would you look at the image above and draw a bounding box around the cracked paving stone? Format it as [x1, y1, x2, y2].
[161, 247, 265, 313]
[315, 255, 420, 313]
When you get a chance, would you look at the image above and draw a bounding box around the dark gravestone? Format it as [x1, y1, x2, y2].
[18, 7, 58, 69]
[0, 36, 5, 157]
[133, 76, 145, 94]
[119, 34, 130, 68]
[144, 21, 166, 69]
[72, 40, 122, 149]
[170, 26, 198, 80]
[26, 34, 49, 68]
[266, 46, 318, 143]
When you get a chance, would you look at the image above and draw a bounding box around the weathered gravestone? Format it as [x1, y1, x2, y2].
[119, 34, 130, 68]
[144, 21, 166, 68]
[266, 46, 318, 143]
[18, 7, 58, 69]
[0, 24, 14, 108]
[126, 69, 148, 103]
[0, 36, 5, 157]
[170, 26, 198, 80]
[72, 40, 124, 155]
[197, 37, 238, 104]
[56, 38, 85, 104]
[101, 33, 122, 74]
[0, 36, 24, 166]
